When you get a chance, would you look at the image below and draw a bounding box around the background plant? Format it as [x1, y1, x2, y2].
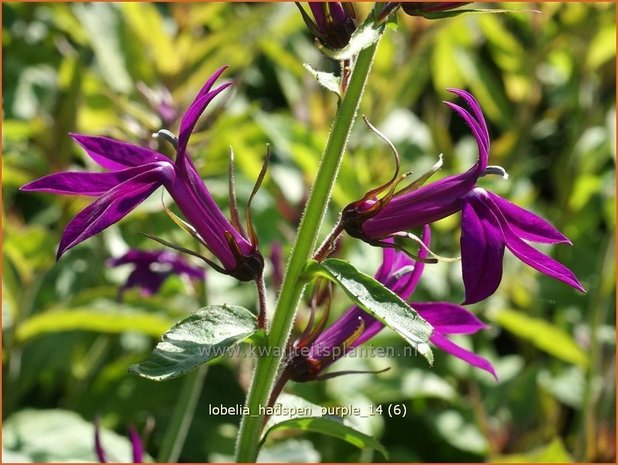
[3, 2, 615, 462]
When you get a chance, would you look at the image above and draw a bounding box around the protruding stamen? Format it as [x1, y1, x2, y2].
[482, 165, 509, 179]
[360, 116, 401, 201]
[152, 129, 179, 151]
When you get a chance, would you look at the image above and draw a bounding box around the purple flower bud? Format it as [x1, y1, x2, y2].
[21, 67, 265, 281]
[298, 2, 357, 49]
[94, 418, 144, 463]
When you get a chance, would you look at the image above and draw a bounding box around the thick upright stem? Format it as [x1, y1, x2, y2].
[234, 38, 381, 462]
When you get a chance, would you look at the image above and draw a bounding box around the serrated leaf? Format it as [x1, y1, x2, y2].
[129, 304, 258, 381]
[318, 8, 385, 61]
[261, 394, 388, 458]
[304, 259, 434, 365]
[303, 64, 341, 98]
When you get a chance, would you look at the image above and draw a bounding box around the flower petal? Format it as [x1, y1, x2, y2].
[444, 101, 488, 170]
[447, 88, 489, 151]
[71, 134, 168, 170]
[94, 419, 107, 463]
[20, 164, 164, 196]
[177, 81, 232, 159]
[414, 302, 488, 335]
[460, 196, 506, 304]
[430, 333, 498, 380]
[57, 166, 172, 258]
[487, 192, 571, 244]
[125, 267, 167, 296]
[128, 426, 144, 463]
[502, 223, 585, 292]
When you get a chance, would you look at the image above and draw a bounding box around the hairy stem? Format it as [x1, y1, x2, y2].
[234, 38, 381, 462]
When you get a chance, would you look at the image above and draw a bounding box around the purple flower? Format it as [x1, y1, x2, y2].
[108, 249, 205, 298]
[21, 66, 264, 281]
[297, 2, 357, 49]
[342, 88, 584, 303]
[94, 418, 143, 463]
[288, 227, 497, 382]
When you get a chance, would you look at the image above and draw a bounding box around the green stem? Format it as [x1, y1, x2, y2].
[157, 366, 208, 462]
[234, 38, 381, 463]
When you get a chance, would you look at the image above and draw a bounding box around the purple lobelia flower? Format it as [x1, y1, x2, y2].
[21, 66, 264, 282]
[94, 418, 143, 463]
[341, 88, 584, 304]
[286, 227, 497, 383]
[297, 2, 357, 49]
[108, 249, 205, 299]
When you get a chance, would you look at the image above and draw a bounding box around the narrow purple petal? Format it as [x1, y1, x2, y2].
[94, 418, 107, 463]
[414, 302, 489, 335]
[460, 195, 506, 304]
[328, 2, 347, 23]
[487, 192, 571, 244]
[447, 88, 490, 153]
[502, 224, 585, 292]
[57, 166, 173, 258]
[71, 134, 168, 170]
[177, 82, 232, 160]
[430, 333, 498, 380]
[443, 101, 489, 169]
[309, 3, 327, 31]
[128, 426, 144, 463]
[125, 268, 167, 296]
[193, 65, 229, 106]
[20, 164, 164, 196]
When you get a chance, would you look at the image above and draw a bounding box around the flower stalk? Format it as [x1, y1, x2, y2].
[234, 37, 382, 462]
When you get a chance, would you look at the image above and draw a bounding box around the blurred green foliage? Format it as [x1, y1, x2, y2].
[2, 2, 615, 463]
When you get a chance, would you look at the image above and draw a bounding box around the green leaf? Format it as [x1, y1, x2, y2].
[129, 305, 258, 381]
[303, 64, 341, 98]
[304, 259, 434, 365]
[492, 309, 588, 367]
[261, 394, 388, 458]
[72, 3, 132, 93]
[492, 437, 573, 463]
[16, 307, 175, 342]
